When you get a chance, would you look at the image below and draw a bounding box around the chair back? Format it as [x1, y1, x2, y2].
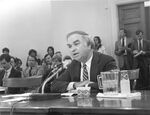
[3, 75, 42, 88]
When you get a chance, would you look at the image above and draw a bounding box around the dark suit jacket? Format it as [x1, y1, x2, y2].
[51, 51, 117, 93]
[1, 67, 22, 94]
[0, 69, 5, 86]
[131, 39, 150, 89]
[114, 37, 133, 69]
[131, 39, 150, 59]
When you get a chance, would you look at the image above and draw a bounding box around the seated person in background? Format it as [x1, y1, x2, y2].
[14, 58, 23, 72]
[10, 56, 16, 68]
[63, 55, 72, 69]
[23, 55, 44, 77]
[51, 54, 63, 70]
[51, 31, 117, 93]
[28, 49, 41, 65]
[55, 51, 63, 59]
[43, 54, 65, 81]
[2, 47, 10, 55]
[40, 54, 66, 93]
[45, 46, 55, 58]
[42, 54, 52, 74]
[93, 36, 107, 54]
[0, 54, 22, 94]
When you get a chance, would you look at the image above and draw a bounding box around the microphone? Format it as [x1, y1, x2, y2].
[41, 67, 63, 94]
[51, 63, 63, 73]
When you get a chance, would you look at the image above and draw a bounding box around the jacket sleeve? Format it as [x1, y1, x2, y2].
[51, 68, 71, 93]
[114, 41, 122, 56]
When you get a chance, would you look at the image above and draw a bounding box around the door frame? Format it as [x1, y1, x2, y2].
[109, 0, 147, 66]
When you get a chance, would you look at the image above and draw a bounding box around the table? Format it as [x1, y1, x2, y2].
[0, 91, 150, 115]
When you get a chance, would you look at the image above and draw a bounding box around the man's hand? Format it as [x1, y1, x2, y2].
[133, 50, 138, 55]
[73, 80, 91, 89]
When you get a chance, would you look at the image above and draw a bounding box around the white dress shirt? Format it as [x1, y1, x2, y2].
[67, 54, 93, 91]
[3, 66, 12, 79]
[138, 39, 143, 50]
[121, 37, 127, 47]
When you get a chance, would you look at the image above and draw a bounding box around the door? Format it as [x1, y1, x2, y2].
[118, 2, 147, 40]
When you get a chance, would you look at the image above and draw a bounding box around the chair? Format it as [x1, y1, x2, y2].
[128, 69, 139, 90]
[3, 75, 42, 93]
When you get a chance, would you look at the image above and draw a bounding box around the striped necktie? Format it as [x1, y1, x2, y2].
[29, 67, 32, 76]
[138, 39, 142, 51]
[83, 64, 88, 81]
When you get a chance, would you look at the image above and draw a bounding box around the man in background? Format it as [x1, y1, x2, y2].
[131, 30, 150, 90]
[115, 28, 133, 70]
[2, 47, 10, 55]
[0, 54, 22, 94]
[51, 31, 117, 93]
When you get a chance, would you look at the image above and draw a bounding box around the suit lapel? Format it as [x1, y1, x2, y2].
[9, 68, 14, 78]
[72, 61, 81, 81]
[118, 40, 122, 47]
[0, 70, 5, 86]
[90, 52, 99, 82]
[134, 40, 138, 50]
[143, 40, 147, 50]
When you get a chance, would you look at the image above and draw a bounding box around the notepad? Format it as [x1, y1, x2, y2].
[0, 87, 6, 92]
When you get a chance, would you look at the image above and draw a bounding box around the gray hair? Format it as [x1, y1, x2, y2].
[67, 30, 94, 49]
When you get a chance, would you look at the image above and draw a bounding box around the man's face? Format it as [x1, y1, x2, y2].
[27, 56, 36, 67]
[0, 59, 11, 70]
[119, 30, 125, 38]
[67, 34, 91, 62]
[45, 55, 52, 64]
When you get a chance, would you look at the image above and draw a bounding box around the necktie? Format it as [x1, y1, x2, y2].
[139, 40, 142, 51]
[122, 38, 125, 47]
[83, 64, 88, 81]
[4, 71, 8, 79]
[29, 67, 32, 76]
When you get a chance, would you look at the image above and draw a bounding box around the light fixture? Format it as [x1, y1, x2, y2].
[144, 0, 150, 7]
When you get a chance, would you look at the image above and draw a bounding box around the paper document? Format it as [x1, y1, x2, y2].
[2, 93, 32, 98]
[2, 97, 28, 102]
[97, 92, 141, 98]
[0, 87, 6, 92]
[61, 92, 77, 97]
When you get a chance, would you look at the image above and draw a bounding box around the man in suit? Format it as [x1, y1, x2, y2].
[115, 28, 133, 70]
[51, 31, 117, 93]
[131, 30, 150, 90]
[0, 54, 22, 94]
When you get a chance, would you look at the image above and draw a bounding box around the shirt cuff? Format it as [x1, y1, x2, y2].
[67, 82, 75, 91]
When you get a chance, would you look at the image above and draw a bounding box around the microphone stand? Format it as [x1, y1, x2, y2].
[41, 67, 62, 94]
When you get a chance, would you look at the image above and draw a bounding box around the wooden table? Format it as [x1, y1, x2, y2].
[0, 91, 150, 115]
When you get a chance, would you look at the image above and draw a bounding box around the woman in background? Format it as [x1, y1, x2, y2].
[93, 36, 106, 54]
[23, 55, 44, 77]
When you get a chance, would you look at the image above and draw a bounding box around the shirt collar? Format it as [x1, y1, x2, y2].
[5, 66, 12, 73]
[81, 53, 93, 68]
